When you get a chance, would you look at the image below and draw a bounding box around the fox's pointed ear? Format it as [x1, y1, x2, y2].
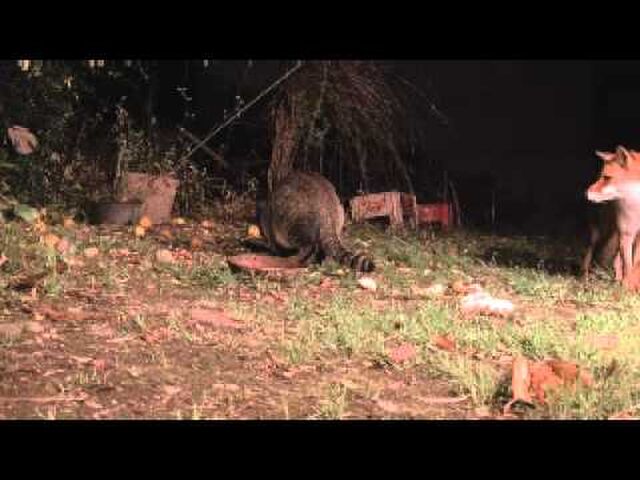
[615, 145, 631, 167]
[596, 150, 614, 161]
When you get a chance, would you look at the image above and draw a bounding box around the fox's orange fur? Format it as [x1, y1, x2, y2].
[585, 146, 640, 287]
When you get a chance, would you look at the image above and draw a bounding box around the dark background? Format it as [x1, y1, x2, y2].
[161, 60, 640, 235]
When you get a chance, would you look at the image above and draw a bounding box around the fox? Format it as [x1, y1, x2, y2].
[581, 201, 621, 278]
[585, 145, 640, 287]
[257, 171, 375, 272]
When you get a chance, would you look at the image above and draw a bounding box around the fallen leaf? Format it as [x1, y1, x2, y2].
[158, 228, 174, 241]
[189, 308, 243, 330]
[247, 224, 261, 238]
[388, 342, 417, 364]
[24, 321, 44, 333]
[433, 334, 456, 351]
[138, 215, 153, 229]
[200, 219, 214, 228]
[7, 125, 38, 155]
[134, 225, 146, 238]
[83, 247, 99, 258]
[155, 249, 174, 264]
[172, 217, 187, 225]
[190, 237, 203, 250]
[55, 237, 73, 255]
[43, 233, 61, 248]
[63, 217, 75, 228]
[0, 254, 7, 268]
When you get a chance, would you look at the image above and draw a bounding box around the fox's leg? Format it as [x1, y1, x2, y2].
[581, 226, 599, 279]
[614, 252, 623, 280]
[620, 231, 635, 286]
[633, 233, 640, 266]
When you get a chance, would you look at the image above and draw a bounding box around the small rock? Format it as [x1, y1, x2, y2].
[155, 249, 174, 264]
[83, 247, 99, 258]
[460, 291, 515, 317]
[358, 277, 377, 291]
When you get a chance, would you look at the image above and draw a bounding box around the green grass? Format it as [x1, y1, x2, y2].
[4, 216, 640, 419]
[274, 226, 640, 418]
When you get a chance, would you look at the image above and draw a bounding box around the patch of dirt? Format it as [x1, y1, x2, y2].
[0, 221, 479, 419]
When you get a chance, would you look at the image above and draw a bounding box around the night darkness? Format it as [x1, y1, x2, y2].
[88, 60, 640, 236]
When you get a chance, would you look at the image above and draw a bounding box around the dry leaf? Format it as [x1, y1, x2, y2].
[388, 342, 417, 364]
[247, 224, 261, 238]
[189, 308, 243, 330]
[24, 321, 44, 333]
[55, 237, 73, 255]
[433, 334, 456, 352]
[200, 219, 214, 228]
[155, 249, 174, 264]
[172, 217, 187, 225]
[63, 217, 75, 228]
[83, 247, 99, 258]
[43, 233, 61, 248]
[158, 228, 174, 241]
[7, 125, 38, 155]
[134, 225, 146, 238]
[138, 215, 153, 229]
[190, 237, 203, 250]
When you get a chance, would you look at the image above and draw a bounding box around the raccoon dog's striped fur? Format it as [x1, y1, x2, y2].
[258, 171, 375, 272]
